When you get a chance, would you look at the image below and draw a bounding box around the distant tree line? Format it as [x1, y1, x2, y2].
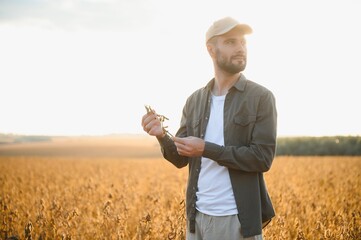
[0, 134, 51, 144]
[276, 136, 361, 156]
[1, 134, 360, 155]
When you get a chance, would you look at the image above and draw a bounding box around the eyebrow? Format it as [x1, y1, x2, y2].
[223, 37, 246, 43]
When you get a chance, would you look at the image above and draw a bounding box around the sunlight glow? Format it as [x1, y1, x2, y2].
[0, 0, 360, 136]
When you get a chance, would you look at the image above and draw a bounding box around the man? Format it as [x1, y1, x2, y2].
[141, 16, 277, 240]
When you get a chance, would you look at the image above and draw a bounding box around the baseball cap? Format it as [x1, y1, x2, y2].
[206, 17, 253, 43]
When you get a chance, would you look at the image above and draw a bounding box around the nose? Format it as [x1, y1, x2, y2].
[236, 41, 247, 53]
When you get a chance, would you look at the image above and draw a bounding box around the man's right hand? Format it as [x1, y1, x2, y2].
[141, 112, 166, 138]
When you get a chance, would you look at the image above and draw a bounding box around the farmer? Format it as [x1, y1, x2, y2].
[141, 16, 277, 240]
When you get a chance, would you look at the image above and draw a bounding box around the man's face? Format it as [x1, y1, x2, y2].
[213, 28, 248, 74]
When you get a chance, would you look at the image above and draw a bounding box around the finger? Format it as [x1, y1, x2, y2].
[173, 137, 186, 144]
[145, 118, 162, 133]
[144, 121, 154, 133]
[174, 143, 184, 155]
[141, 114, 147, 127]
[143, 117, 154, 132]
[174, 142, 190, 154]
[176, 148, 189, 157]
[143, 123, 149, 133]
[141, 113, 152, 127]
[142, 113, 157, 128]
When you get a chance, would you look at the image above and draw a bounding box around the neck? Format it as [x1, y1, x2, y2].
[212, 70, 240, 96]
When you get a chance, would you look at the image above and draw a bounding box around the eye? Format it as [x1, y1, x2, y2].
[225, 39, 235, 45]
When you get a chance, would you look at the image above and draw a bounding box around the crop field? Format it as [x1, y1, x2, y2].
[0, 136, 360, 239]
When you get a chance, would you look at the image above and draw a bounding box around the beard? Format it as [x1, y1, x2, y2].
[216, 50, 247, 74]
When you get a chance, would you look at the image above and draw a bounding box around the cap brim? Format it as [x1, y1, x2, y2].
[207, 23, 253, 43]
[234, 24, 253, 35]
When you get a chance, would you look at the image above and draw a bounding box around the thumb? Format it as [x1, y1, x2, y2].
[173, 137, 185, 144]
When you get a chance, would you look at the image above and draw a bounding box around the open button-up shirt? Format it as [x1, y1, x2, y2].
[157, 73, 277, 238]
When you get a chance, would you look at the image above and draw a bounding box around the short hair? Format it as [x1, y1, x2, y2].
[207, 36, 218, 45]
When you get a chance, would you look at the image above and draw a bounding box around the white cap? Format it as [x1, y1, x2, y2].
[206, 17, 253, 43]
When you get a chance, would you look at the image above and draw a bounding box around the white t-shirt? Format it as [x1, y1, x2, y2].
[196, 94, 238, 216]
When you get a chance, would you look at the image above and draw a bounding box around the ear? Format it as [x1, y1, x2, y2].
[206, 42, 216, 58]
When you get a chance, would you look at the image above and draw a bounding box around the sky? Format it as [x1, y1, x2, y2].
[0, 0, 360, 137]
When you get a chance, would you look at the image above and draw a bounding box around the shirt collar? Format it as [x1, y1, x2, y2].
[205, 73, 247, 92]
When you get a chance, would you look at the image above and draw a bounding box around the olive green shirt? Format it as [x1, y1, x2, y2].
[158, 73, 277, 237]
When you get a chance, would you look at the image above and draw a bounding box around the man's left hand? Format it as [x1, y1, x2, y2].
[173, 136, 205, 157]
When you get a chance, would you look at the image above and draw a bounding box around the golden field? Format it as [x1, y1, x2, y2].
[0, 136, 360, 239]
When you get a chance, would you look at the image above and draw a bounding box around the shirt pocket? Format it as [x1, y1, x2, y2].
[186, 118, 201, 137]
[232, 115, 257, 145]
[234, 115, 257, 126]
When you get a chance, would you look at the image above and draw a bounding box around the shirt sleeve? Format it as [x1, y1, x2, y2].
[156, 102, 190, 168]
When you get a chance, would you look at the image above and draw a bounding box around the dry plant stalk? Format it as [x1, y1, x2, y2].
[144, 104, 174, 137]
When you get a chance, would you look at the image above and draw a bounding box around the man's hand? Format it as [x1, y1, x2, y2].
[141, 112, 165, 138]
[173, 136, 205, 157]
